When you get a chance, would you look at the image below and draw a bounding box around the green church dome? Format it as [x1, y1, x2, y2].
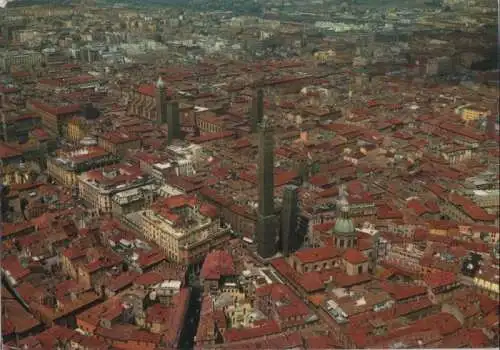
[334, 217, 355, 235]
[333, 185, 355, 235]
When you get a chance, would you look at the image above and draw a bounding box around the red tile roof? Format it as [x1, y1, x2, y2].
[137, 84, 173, 97]
[29, 100, 81, 116]
[134, 271, 166, 287]
[200, 250, 236, 280]
[106, 271, 140, 292]
[439, 122, 487, 142]
[331, 270, 372, 288]
[153, 194, 212, 223]
[424, 270, 457, 289]
[357, 238, 373, 251]
[308, 174, 330, 187]
[294, 246, 341, 264]
[18, 325, 108, 350]
[413, 312, 462, 336]
[199, 203, 218, 218]
[0, 84, 19, 93]
[441, 328, 489, 348]
[407, 199, 429, 216]
[239, 170, 299, 187]
[0, 143, 22, 159]
[256, 283, 311, 319]
[426, 183, 447, 197]
[343, 248, 369, 265]
[151, 288, 190, 348]
[30, 127, 50, 140]
[2, 255, 30, 282]
[187, 131, 234, 143]
[62, 246, 87, 260]
[424, 200, 440, 213]
[77, 296, 123, 330]
[380, 282, 427, 301]
[199, 187, 234, 207]
[270, 258, 325, 293]
[233, 331, 304, 349]
[223, 320, 280, 343]
[305, 334, 342, 349]
[95, 324, 162, 345]
[1, 221, 34, 239]
[136, 249, 166, 268]
[377, 205, 403, 220]
[100, 131, 139, 144]
[447, 193, 496, 222]
[11, 71, 31, 77]
[84, 252, 123, 274]
[275, 170, 299, 187]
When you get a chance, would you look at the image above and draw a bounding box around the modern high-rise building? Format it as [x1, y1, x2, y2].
[281, 185, 299, 257]
[256, 116, 277, 258]
[251, 88, 264, 133]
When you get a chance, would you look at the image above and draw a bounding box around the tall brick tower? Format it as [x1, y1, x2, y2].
[280, 184, 299, 257]
[166, 100, 181, 144]
[155, 76, 167, 125]
[251, 88, 264, 133]
[256, 116, 277, 258]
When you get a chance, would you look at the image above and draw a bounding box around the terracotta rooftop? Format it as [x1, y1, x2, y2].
[343, 248, 369, 265]
[1, 255, 31, 280]
[294, 246, 341, 264]
[424, 270, 457, 289]
[1, 287, 40, 337]
[223, 319, 280, 343]
[200, 250, 236, 280]
[380, 282, 428, 301]
[256, 283, 311, 319]
[271, 258, 325, 293]
[0, 143, 22, 159]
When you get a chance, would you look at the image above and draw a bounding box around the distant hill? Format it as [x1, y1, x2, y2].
[4, 0, 72, 7]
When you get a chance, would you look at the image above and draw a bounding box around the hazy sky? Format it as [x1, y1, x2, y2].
[1, 0, 13, 8]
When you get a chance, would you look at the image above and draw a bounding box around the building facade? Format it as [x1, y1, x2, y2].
[47, 147, 118, 187]
[78, 164, 153, 213]
[124, 195, 231, 265]
[0, 50, 44, 71]
[27, 100, 81, 137]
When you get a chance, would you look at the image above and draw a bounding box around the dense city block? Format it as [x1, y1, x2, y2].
[0, 0, 498, 349]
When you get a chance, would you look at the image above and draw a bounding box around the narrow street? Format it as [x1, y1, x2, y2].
[178, 267, 203, 350]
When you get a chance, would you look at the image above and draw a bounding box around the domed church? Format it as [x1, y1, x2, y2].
[332, 185, 358, 249]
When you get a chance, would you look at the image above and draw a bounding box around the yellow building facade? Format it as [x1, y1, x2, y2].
[473, 274, 499, 298]
[66, 117, 89, 143]
[458, 106, 491, 122]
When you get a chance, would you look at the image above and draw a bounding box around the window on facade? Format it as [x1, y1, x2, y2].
[358, 265, 363, 274]
[340, 239, 344, 248]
